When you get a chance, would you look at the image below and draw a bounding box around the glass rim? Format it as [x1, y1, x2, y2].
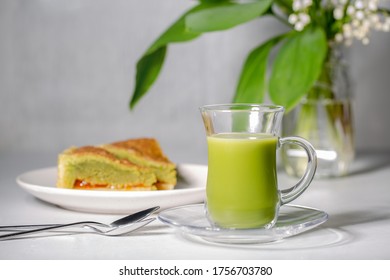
[199, 103, 284, 113]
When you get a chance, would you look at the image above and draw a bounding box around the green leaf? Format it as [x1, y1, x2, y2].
[130, 47, 167, 109]
[272, 0, 294, 14]
[185, 0, 273, 32]
[233, 36, 282, 103]
[269, 27, 328, 111]
[146, 16, 201, 56]
[130, 5, 212, 109]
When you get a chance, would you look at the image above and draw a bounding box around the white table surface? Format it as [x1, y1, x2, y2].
[0, 150, 389, 260]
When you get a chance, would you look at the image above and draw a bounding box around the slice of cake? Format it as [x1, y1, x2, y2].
[57, 146, 157, 191]
[101, 138, 177, 190]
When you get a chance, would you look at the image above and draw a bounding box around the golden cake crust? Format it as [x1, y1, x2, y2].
[107, 138, 175, 166]
[65, 146, 139, 168]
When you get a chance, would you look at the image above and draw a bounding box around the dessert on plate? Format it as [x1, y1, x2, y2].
[101, 138, 176, 190]
[57, 138, 176, 191]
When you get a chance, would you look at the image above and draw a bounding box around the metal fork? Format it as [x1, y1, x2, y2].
[0, 206, 159, 241]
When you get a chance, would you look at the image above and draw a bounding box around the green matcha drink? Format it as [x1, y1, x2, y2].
[206, 133, 279, 229]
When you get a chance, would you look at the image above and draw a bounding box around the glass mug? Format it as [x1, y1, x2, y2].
[200, 104, 317, 229]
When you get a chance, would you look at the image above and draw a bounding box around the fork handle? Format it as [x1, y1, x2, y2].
[0, 224, 62, 231]
[0, 221, 100, 240]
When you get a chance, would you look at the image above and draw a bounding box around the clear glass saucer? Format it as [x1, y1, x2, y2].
[158, 204, 328, 244]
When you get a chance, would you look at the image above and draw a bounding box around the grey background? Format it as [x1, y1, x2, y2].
[1, 0, 389, 164]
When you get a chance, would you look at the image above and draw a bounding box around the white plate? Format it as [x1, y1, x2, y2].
[158, 204, 328, 244]
[16, 164, 207, 214]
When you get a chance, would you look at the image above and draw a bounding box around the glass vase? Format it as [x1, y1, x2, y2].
[281, 45, 355, 178]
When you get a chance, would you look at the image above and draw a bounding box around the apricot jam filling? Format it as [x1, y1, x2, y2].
[73, 179, 154, 191]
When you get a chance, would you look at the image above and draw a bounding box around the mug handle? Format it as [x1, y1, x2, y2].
[279, 136, 317, 205]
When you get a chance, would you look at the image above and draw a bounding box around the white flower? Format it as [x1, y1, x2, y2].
[295, 21, 305, 31]
[354, 1, 364, 10]
[289, 0, 313, 32]
[288, 0, 389, 41]
[336, 0, 390, 45]
[288, 14, 299, 24]
[355, 10, 365, 20]
[368, 1, 378, 11]
[334, 8, 344, 20]
[335, 33, 344, 42]
[347, 6, 355, 15]
[298, 13, 311, 25]
[370, 14, 380, 24]
[292, 0, 303, 11]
